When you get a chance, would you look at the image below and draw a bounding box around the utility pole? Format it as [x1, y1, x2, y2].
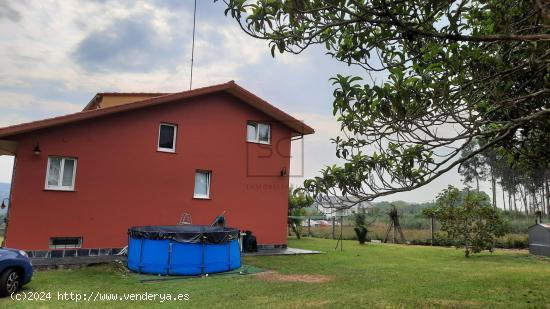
[189, 0, 197, 90]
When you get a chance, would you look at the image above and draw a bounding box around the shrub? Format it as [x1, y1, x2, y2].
[427, 186, 505, 257]
[496, 234, 528, 249]
[353, 213, 369, 244]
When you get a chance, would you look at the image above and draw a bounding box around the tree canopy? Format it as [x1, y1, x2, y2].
[219, 0, 550, 205]
[427, 186, 505, 256]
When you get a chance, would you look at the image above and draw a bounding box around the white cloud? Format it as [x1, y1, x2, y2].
[0, 92, 81, 127]
[0, 92, 79, 113]
[293, 112, 341, 143]
[0, 0, 267, 95]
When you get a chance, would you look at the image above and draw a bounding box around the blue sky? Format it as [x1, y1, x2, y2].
[0, 0, 489, 203]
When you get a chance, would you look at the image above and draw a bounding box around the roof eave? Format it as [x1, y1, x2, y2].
[0, 81, 315, 138]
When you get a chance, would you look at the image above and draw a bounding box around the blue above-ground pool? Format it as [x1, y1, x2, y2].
[127, 225, 241, 275]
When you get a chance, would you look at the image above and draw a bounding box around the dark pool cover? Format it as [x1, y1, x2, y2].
[128, 225, 240, 244]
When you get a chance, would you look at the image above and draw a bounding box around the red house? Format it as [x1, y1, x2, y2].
[0, 81, 314, 256]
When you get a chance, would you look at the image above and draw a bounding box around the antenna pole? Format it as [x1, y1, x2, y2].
[189, 0, 197, 90]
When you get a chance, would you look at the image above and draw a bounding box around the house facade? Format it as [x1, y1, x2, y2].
[0, 81, 313, 255]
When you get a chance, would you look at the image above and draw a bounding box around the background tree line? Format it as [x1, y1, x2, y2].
[459, 138, 550, 217]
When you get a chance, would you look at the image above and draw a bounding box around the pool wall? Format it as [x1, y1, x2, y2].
[127, 226, 241, 276]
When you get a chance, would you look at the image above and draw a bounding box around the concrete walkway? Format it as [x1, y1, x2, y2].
[243, 247, 322, 256]
[31, 256, 126, 268]
[30, 248, 322, 268]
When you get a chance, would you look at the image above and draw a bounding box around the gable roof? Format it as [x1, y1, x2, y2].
[529, 223, 550, 230]
[0, 81, 314, 138]
[83, 92, 171, 111]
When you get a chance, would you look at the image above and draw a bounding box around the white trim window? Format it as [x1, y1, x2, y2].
[194, 170, 211, 199]
[45, 157, 77, 191]
[158, 123, 177, 152]
[247, 121, 270, 144]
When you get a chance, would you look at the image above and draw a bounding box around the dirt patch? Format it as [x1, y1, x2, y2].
[425, 299, 482, 308]
[254, 271, 332, 283]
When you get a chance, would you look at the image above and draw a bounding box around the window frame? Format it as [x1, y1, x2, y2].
[45, 156, 78, 191]
[246, 121, 271, 144]
[49, 237, 83, 249]
[157, 123, 178, 153]
[193, 170, 211, 199]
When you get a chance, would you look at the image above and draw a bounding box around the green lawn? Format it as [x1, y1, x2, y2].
[2, 238, 549, 308]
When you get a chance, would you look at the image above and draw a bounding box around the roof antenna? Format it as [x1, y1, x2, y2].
[189, 0, 197, 90]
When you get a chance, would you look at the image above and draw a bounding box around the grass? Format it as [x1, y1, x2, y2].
[1, 238, 550, 308]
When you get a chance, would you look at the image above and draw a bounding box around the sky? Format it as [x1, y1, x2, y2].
[0, 0, 497, 203]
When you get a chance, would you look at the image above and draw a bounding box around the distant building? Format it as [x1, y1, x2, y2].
[300, 220, 330, 227]
[528, 223, 550, 257]
[313, 196, 373, 218]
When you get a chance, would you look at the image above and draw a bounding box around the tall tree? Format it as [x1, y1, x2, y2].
[219, 0, 550, 205]
[458, 141, 488, 192]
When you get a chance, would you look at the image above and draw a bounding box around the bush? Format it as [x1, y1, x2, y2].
[426, 186, 505, 257]
[496, 234, 528, 249]
[353, 213, 369, 244]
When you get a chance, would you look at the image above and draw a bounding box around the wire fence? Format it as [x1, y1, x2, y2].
[288, 214, 530, 249]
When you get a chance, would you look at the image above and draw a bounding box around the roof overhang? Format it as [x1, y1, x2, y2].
[0, 81, 315, 139]
[0, 140, 16, 156]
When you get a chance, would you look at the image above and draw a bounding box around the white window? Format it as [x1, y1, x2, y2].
[247, 121, 270, 144]
[194, 171, 211, 199]
[45, 157, 77, 191]
[158, 123, 177, 152]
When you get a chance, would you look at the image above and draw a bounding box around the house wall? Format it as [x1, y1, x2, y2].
[4, 92, 292, 250]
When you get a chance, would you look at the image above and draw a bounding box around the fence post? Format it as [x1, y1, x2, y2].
[340, 216, 344, 251]
[308, 218, 311, 237]
[332, 217, 336, 239]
